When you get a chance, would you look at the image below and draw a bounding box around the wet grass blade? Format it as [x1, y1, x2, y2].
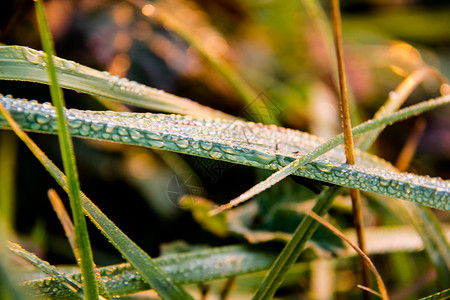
[8, 241, 85, 299]
[0, 46, 231, 119]
[34, 1, 99, 298]
[0, 94, 449, 212]
[21, 245, 277, 298]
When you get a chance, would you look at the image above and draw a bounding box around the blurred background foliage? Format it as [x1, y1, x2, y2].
[1, 0, 450, 298]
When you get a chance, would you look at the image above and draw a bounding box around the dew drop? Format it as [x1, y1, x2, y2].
[200, 141, 213, 151]
[36, 114, 50, 125]
[145, 132, 162, 140]
[117, 127, 129, 136]
[91, 122, 104, 132]
[69, 119, 83, 129]
[130, 129, 142, 140]
[389, 91, 398, 101]
[174, 139, 189, 149]
[210, 150, 223, 159]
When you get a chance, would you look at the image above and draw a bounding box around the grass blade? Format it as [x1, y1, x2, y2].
[0, 94, 449, 211]
[331, 0, 369, 292]
[0, 46, 232, 119]
[0, 101, 193, 299]
[34, 1, 99, 298]
[0, 220, 25, 300]
[358, 67, 446, 150]
[21, 244, 277, 298]
[306, 211, 388, 300]
[8, 241, 84, 299]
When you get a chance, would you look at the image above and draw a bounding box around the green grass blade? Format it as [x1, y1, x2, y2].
[0, 46, 232, 119]
[0, 101, 193, 299]
[358, 67, 445, 151]
[33, 1, 99, 298]
[20, 244, 277, 298]
[8, 241, 84, 299]
[17, 223, 450, 297]
[0, 94, 449, 211]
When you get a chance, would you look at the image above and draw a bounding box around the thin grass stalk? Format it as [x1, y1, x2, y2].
[33, 1, 99, 298]
[305, 211, 388, 300]
[395, 118, 426, 172]
[331, 0, 369, 293]
[48, 189, 77, 255]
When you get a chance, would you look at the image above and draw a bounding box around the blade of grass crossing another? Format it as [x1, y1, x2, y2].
[331, 0, 370, 293]
[210, 94, 450, 215]
[0, 101, 194, 299]
[8, 241, 85, 299]
[34, 1, 99, 298]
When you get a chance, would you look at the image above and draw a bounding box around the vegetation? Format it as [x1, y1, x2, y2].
[0, 0, 449, 299]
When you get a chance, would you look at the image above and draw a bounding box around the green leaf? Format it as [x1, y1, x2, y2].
[1, 95, 448, 211]
[20, 245, 277, 298]
[0, 46, 231, 119]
